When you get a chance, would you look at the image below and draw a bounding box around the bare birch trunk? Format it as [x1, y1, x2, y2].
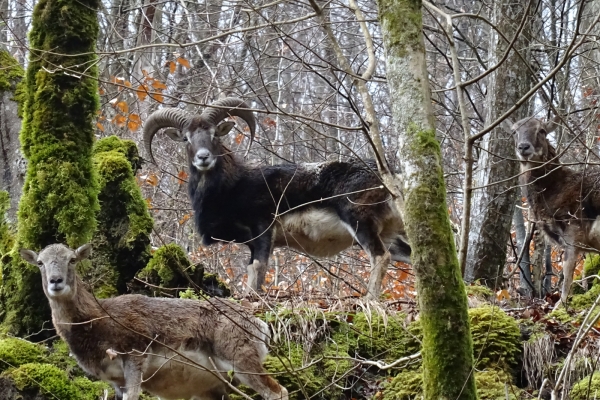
[376, 1, 476, 398]
[465, 0, 533, 287]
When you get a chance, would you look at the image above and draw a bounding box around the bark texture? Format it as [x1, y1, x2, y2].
[0, 51, 24, 223]
[376, 0, 476, 398]
[465, 1, 533, 287]
[0, 0, 100, 337]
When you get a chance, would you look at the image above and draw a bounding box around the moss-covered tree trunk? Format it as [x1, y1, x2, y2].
[0, 0, 100, 336]
[375, 1, 477, 398]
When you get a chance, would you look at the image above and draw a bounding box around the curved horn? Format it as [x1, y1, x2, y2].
[199, 98, 256, 141]
[143, 108, 191, 164]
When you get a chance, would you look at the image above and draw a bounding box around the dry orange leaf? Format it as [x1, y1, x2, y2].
[136, 85, 149, 101]
[129, 114, 141, 124]
[145, 198, 153, 209]
[146, 173, 159, 186]
[167, 60, 176, 74]
[235, 133, 244, 144]
[99, 87, 105, 95]
[177, 170, 188, 184]
[496, 289, 510, 301]
[124, 81, 132, 88]
[128, 120, 140, 132]
[177, 57, 190, 68]
[151, 92, 164, 103]
[112, 114, 126, 127]
[96, 122, 105, 132]
[179, 213, 191, 225]
[115, 101, 129, 113]
[152, 80, 167, 90]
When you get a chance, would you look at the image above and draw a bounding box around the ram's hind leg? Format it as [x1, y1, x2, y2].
[559, 245, 580, 307]
[347, 222, 390, 299]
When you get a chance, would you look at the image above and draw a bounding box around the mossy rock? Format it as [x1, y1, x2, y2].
[571, 372, 600, 400]
[0, 337, 47, 373]
[465, 283, 494, 299]
[2, 363, 108, 400]
[469, 305, 521, 372]
[568, 283, 600, 311]
[380, 369, 423, 400]
[381, 369, 520, 400]
[136, 243, 230, 298]
[350, 311, 421, 364]
[87, 136, 153, 297]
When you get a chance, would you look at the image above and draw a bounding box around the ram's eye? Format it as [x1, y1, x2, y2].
[37, 261, 43, 267]
[69, 257, 77, 264]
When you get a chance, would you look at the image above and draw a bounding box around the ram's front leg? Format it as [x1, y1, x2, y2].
[122, 357, 144, 400]
[246, 228, 273, 293]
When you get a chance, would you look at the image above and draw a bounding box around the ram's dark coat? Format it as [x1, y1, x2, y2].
[144, 98, 411, 294]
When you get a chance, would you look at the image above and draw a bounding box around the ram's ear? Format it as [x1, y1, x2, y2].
[544, 115, 561, 134]
[502, 118, 515, 133]
[164, 128, 187, 142]
[75, 244, 92, 261]
[20, 249, 39, 266]
[215, 121, 235, 137]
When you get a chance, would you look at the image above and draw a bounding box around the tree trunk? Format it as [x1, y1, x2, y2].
[0, 51, 24, 223]
[376, 1, 476, 398]
[465, 0, 534, 287]
[0, 0, 100, 337]
[513, 205, 533, 297]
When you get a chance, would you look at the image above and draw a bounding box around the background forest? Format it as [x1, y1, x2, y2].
[1, 0, 600, 399]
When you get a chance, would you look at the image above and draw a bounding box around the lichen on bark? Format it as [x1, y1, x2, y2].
[376, 0, 477, 398]
[0, 0, 100, 337]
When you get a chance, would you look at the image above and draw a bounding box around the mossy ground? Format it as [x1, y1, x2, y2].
[571, 372, 600, 400]
[0, 337, 108, 399]
[136, 243, 230, 297]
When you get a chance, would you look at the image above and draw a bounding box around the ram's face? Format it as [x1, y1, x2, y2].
[186, 121, 236, 172]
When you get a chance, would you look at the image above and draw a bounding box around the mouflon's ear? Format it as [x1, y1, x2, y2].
[75, 244, 92, 261]
[20, 249, 39, 266]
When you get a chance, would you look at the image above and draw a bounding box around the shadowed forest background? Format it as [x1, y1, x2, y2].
[1, 0, 600, 399]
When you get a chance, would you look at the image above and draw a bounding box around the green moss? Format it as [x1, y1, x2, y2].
[584, 254, 600, 284]
[88, 136, 152, 296]
[0, 338, 47, 372]
[46, 339, 84, 377]
[0, 50, 24, 92]
[3, 362, 108, 400]
[0, 0, 100, 337]
[569, 283, 600, 311]
[381, 369, 422, 400]
[351, 312, 421, 364]
[0, 192, 15, 259]
[401, 120, 476, 399]
[466, 283, 494, 299]
[136, 243, 230, 297]
[469, 305, 521, 372]
[571, 372, 600, 400]
[381, 369, 519, 400]
[376, 0, 423, 58]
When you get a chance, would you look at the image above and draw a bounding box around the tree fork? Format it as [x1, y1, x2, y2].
[375, 0, 477, 398]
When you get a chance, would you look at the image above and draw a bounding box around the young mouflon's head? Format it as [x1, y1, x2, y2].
[20, 243, 91, 299]
[511, 116, 559, 163]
